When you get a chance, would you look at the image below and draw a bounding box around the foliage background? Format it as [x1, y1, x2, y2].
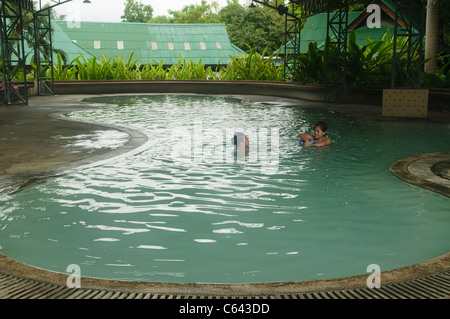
[1, 0, 449, 88]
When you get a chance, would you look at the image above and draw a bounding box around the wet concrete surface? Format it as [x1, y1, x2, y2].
[432, 160, 450, 180]
[0, 94, 148, 193]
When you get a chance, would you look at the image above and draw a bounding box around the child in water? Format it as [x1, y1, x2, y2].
[231, 132, 249, 156]
[298, 120, 331, 147]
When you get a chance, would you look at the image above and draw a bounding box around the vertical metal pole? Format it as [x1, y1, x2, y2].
[18, 1, 28, 104]
[48, 8, 55, 94]
[325, 2, 330, 100]
[283, 12, 287, 81]
[417, 0, 427, 88]
[34, 7, 55, 95]
[325, 0, 348, 102]
[391, 0, 399, 88]
[0, 0, 29, 105]
[1, 2, 7, 104]
[391, 0, 426, 88]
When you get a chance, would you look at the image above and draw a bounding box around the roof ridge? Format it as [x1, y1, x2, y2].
[55, 20, 226, 27]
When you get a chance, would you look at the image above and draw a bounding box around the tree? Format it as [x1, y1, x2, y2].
[219, 0, 285, 54]
[425, 0, 439, 74]
[40, 3, 67, 20]
[121, 0, 153, 23]
[147, 0, 287, 54]
[148, 15, 171, 23]
[439, 0, 450, 49]
[166, 0, 221, 24]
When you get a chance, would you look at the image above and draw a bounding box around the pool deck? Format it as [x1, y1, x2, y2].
[0, 92, 449, 299]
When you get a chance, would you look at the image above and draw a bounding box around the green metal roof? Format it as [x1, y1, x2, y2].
[278, 12, 376, 54]
[275, 0, 415, 54]
[51, 20, 95, 61]
[278, 0, 417, 55]
[54, 21, 246, 66]
[25, 18, 95, 64]
[300, 12, 361, 51]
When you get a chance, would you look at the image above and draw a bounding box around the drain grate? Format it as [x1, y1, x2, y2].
[0, 272, 449, 299]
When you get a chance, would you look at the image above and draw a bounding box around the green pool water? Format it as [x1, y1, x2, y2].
[0, 95, 448, 284]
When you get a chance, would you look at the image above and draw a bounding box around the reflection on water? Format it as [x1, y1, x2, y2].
[53, 130, 130, 151]
[0, 95, 449, 283]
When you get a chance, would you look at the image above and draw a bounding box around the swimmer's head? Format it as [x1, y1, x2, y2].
[232, 132, 249, 147]
[314, 120, 328, 133]
[313, 120, 328, 140]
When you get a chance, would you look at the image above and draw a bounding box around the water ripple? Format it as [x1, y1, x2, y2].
[1, 95, 449, 284]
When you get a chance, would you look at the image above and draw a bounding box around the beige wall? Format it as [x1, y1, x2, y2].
[382, 89, 429, 118]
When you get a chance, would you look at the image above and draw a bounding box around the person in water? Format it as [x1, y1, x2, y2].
[231, 132, 249, 156]
[298, 120, 331, 147]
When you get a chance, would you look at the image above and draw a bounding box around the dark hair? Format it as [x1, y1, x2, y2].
[314, 120, 328, 132]
[232, 132, 246, 145]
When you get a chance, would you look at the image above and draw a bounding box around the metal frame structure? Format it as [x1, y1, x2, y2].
[0, 0, 72, 104]
[0, 0, 429, 104]
[0, 0, 32, 104]
[391, 0, 427, 88]
[252, 0, 427, 102]
[252, 0, 358, 101]
[34, 6, 55, 95]
[325, 0, 349, 101]
[34, 1, 72, 97]
[251, 1, 301, 81]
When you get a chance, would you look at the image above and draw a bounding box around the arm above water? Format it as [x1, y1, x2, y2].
[298, 133, 314, 145]
[311, 138, 331, 147]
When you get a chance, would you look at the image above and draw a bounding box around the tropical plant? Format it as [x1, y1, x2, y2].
[421, 53, 450, 88]
[345, 30, 396, 86]
[220, 45, 284, 81]
[289, 29, 438, 87]
[54, 52, 141, 80]
[140, 60, 168, 80]
[290, 42, 326, 84]
[49, 45, 286, 82]
[167, 55, 213, 80]
[50, 52, 77, 80]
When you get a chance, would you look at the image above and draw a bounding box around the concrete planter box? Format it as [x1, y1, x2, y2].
[50, 80, 449, 112]
[53, 80, 327, 102]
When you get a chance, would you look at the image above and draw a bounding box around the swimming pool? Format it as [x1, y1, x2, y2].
[0, 95, 448, 284]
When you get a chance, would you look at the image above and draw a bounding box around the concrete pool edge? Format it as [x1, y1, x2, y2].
[390, 152, 450, 198]
[0, 95, 150, 194]
[1, 90, 449, 298]
[0, 251, 449, 298]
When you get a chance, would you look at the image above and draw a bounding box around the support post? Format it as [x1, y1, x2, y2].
[0, 0, 29, 105]
[325, 0, 349, 102]
[385, 0, 428, 118]
[34, 7, 55, 95]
